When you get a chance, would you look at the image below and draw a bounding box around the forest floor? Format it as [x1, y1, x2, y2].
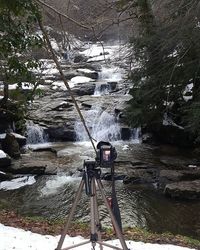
[0, 209, 199, 249]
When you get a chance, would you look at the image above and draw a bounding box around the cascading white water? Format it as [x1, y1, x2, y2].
[131, 127, 142, 143]
[75, 108, 121, 142]
[99, 66, 122, 81]
[93, 66, 122, 96]
[26, 121, 48, 144]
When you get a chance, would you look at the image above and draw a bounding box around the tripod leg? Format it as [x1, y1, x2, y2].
[56, 179, 85, 250]
[90, 177, 97, 249]
[89, 178, 104, 250]
[96, 179, 129, 250]
[93, 179, 103, 250]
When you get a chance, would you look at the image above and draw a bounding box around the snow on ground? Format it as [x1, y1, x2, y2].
[80, 44, 120, 62]
[0, 176, 36, 191]
[0, 224, 195, 250]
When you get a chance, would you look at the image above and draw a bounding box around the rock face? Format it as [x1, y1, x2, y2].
[164, 180, 200, 199]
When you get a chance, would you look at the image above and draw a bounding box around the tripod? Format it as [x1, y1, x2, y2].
[55, 163, 129, 250]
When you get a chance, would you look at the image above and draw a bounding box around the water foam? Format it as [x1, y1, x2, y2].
[40, 173, 81, 196]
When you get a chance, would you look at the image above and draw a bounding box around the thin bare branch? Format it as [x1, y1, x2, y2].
[35, 0, 92, 30]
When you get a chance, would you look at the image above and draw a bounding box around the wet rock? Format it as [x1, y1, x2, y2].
[72, 83, 96, 96]
[123, 167, 158, 184]
[47, 126, 76, 141]
[10, 159, 57, 175]
[107, 81, 117, 91]
[160, 170, 185, 182]
[101, 172, 125, 181]
[164, 180, 200, 200]
[159, 156, 197, 170]
[77, 69, 98, 79]
[159, 170, 185, 189]
[142, 133, 154, 144]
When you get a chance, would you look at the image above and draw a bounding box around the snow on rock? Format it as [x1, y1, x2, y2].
[0, 176, 36, 190]
[52, 80, 75, 90]
[183, 83, 193, 102]
[163, 113, 184, 129]
[0, 223, 195, 250]
[69, 76, 94, 84]
[43, 68, 59, 75]
[0, 149, 6, 159]
[77, 68, 96, 74]
[0, 132, 26, 140]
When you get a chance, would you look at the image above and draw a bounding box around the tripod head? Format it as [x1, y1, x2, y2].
[96, 141, 117, 168]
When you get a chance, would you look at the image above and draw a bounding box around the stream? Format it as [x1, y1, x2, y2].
[0, 141, 200, 240]
[0, 43, 200, 240]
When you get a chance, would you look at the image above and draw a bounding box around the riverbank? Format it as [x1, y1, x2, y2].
[0, 209, 199, 249]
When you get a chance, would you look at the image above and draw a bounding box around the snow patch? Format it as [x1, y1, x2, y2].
[77, 68, 96, 74]
[0, 150, 6, 159]
[69, 76, 94, 84]
[0, 223, 195, 250]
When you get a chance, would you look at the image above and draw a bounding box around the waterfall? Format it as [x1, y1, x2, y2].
[93, 66, 122, 96]
[99, 66, 122, 81]
[93, 83, 110, 96]
[26, 121, 48, 144]
[131, 127, 142, 143]
[75, 108, 121, 142]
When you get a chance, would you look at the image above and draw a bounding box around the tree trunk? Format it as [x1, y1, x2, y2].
[0, 82, 9, 107]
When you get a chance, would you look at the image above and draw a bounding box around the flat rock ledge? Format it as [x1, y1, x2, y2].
[164, 180, 200, 200]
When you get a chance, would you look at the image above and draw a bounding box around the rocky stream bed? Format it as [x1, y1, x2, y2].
[0, 42, 200, 240]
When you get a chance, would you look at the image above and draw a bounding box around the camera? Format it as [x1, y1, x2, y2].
[96, 141, 117, 168]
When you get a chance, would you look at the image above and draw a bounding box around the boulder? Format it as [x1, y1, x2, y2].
[0, 150, 11, 168]
[1, 133, 21, 158]
[0, 132, 26, 147]
[164, 180, 200, 200]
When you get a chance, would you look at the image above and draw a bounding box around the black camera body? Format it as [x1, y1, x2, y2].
[96, 141, 117, 168]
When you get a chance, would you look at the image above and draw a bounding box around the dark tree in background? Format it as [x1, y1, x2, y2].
[0, 0, 43, 130]
[121, 0, 200, 144]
